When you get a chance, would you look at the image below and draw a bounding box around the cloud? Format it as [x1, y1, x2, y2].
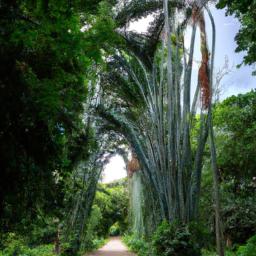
[102, 155, 127, 183]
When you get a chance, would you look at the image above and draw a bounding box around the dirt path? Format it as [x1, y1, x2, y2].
[87, 237, 136, 256]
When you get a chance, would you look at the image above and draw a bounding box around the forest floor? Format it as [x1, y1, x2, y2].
[86, 237, 136, 256]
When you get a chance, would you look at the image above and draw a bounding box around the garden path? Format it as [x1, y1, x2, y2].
[87, 237, 136, 256]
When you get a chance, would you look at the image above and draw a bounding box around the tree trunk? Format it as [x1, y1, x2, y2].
[209, 121, 225, 256]
[54, 226, 61, 255]
[207, 7, 225, 256]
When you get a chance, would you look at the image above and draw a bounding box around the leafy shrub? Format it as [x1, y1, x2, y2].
[201, 249, 218, 256]
[237, 234, 256, 256]
[29, 220, 57, 245]
[30, 244, 55, 256]
[0, 233, 28, 256]
[201, 249, 235, 256]
[92, 238, 106, 249]
[0, 233, 55, 256]
[222, 195, 256, 245]
[109, 222, 121, 236]
[123, 234, 153, 256]
[81, 205, 103, 252]
[94, 181, 128, 237]
[188, 221, 213, 249]
[152, 220, 201, 256]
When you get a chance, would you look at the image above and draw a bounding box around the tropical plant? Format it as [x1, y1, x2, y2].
[0, 0, 120, 253]
[98, 1, 224, 253]
[237, 235, 256, 256]
[152, 220, 201, 256]
[123, 234, 153, 256]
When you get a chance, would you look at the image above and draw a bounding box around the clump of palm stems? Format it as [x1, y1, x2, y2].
[99, 0, 224, 254]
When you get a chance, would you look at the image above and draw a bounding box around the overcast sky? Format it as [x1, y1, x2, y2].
[102, 4, 256, 183]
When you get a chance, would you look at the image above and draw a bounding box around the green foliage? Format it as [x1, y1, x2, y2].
[0, 0, 120, 254]
[25, 218, 57, 246]
[1, 0, 255, 254]
[188, 222, 213, 250]
[0, 233, 55, 256]
[94, 179, 128, 237]
[61, 178, 128, 254]
[0, 0, 84, 231]
[237, 235, 256, 256]
[29, 245, 55, 256]
[123, 234, 153, 256]
[201, 249, 235, 256]
[92, 238, 106, 250]
[124, 221, 208, 256]
[199, 165, 256, 246]
[222, 190, 256, 245]
[213, 91, 256, 244]
[82, 205, 103, 251]
[200, 169, 256, 246]
[198, 91, 256, 248]
[201, 250, 217, 256]
[152, 221, 202, 256]
[216, 1, 256, 74]
[109, 222, 121, 236]
[214, 90, 256, 179]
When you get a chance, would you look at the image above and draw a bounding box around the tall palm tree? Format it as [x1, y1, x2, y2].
[99, 0, 224, 254]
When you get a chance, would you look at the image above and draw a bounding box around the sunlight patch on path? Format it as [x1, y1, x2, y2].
[87, 237, 136, 256]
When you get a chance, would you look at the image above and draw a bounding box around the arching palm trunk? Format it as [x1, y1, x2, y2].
[207, 7, 225, 256]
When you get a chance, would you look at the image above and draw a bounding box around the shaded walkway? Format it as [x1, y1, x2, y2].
[87, 237, 136, 256]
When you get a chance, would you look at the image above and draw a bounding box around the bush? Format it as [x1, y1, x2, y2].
[237, 234, 256, 256]
[81, 205, 103, 252]
[92, 238, 106, 249]
[123, 234, 153, 256]
[0, 233, 29, 256]
[0, 233, 55, 256]
[109, 222, 121, 236]
[30, 244, 55, 256]
[188, 221, 213, 249]
[152, 220, 201, 256]
[201, 249, 218, 256]
[222, 195, 256, 245]
[201, 249, 235, 256]
[28, 220, 57, 246]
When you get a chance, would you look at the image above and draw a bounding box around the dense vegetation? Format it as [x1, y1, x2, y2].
[0, 0, 255, 255]
[0, 0, 120, 255]
[124, 90, 256, 256]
